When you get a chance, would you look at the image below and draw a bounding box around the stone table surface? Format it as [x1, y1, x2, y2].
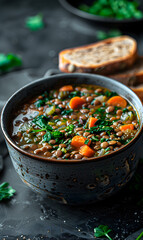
[0, 0, 143, 239]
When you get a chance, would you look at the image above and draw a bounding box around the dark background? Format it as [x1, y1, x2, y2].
[0, 0, 143, 240]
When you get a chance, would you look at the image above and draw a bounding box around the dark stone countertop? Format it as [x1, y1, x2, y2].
[0, 0, 143, 239]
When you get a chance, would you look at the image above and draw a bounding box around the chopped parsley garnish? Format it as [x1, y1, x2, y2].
[101, 137, 107, 143]
[88, 120, 113, 135]
[34, 92, 51, 108]
[123, 108, 129, 113]
[91, 136, 99, 142]
[105, 90, 117, 98]
[84, 139, 90, 145]
[68, 91, 81, 98]
[61, 109, 73, 115]
[32, 115, 64, 143]
[32, 115, 51, 130]
[65, 124, 74, 135]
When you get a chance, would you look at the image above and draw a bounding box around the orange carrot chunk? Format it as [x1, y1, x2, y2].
[120, 124, 134, 131]
[71, 136, 91, 148]
[69, 97, 86, 109]
[79, 145, 95, 157]
[89, 117, 98, 128]
[59, 85, 73, 92]
[107, 96, 127, 108]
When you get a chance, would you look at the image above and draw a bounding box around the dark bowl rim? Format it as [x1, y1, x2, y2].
[59, 0, 143, 23]
[1, 73, 143, 164]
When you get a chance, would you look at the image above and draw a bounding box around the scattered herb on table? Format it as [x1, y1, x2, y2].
[0, 182, 16, 201]
[25, 14, 44, 31]
[0, 53, 22, 74]
[97, 30, 122, 40]
[94, 225, 113, 240]
[79, 0, 143, 20]
[136, 231, 143, 240]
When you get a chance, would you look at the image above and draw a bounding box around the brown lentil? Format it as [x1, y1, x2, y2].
[56, 150, 63, 157]
[101, 142, 109, 149]
[106, 106, 114, 113]
[109, 141, 117, 145]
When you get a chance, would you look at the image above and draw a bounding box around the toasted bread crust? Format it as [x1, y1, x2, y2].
[59, 36, 137, 75]
[109, 57, 143, 86]
[131, 86, 143, 102]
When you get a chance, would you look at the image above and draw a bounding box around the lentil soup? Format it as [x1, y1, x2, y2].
[12, 84, 139, 160]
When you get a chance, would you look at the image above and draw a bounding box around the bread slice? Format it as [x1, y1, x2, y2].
[131, 85, 143, 103]
[59, 36, 137, 75]
[109, 56, 143, 86]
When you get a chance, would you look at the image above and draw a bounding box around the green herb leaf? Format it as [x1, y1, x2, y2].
[88, 120, 113, 135]
[0, 182, 16, 201]
[0, 53, 22, 74]
[91, 136, 99, 142]
[105, 90, 117, 98]
[32, 115, 52, 130]
[136, 231, 143, 240]
[94, 225, 112, 240]
[43, 131, 51, 142]
[101, 137, 107, 143]
[25, 14, 44, 31]
[52, 131, 64, 140]
[97, 29, 122, 40]
[84, 139, 90, 145]
[79, 0, 143, 20]
[68, 91, 81, 98]
[65, 124, 74, 134]
[61, 109, 73, 115]
[123, 108, 129, 113]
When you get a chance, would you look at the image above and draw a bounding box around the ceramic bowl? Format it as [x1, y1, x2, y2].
[1, 73, 143, 205]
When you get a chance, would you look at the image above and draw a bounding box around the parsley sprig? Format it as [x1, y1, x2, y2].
[0, 53, 22, 74]
[0, 182, 16, 201]
[94, 225, 113, 240]
[136, 232, 143, 240]
[25, 14, 44, 31]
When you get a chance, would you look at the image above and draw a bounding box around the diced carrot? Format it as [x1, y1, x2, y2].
[59, 85, 73, 92]
[71, 136, 91, 148]
[69, 97, 86, 109]
[120, 124, 134, 131]
[79, 145, 95, 157]
[107, 96, 127, 108]
[89, 117, 98, 128]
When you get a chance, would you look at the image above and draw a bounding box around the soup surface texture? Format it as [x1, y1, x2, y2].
[12, 84, 139, 160]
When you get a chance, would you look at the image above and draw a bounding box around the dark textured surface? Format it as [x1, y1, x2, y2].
[0, 0, 143, 239]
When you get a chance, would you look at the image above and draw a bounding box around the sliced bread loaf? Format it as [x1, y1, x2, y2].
[131, 85, 143, 102]
[59, 36, 137, 75]
[109, 56, 143, 86]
